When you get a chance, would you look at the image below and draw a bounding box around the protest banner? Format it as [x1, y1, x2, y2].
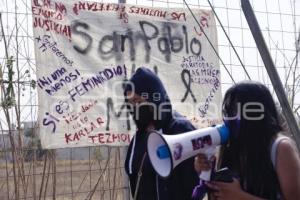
[32, 0, 221, 148]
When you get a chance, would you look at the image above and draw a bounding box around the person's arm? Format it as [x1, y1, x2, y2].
[206, 179, 266, 200]
[239, 191, 266, 200]
[276, 139, 300, 200]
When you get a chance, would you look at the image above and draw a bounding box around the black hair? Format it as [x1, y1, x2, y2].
[220, 81, 282, 199]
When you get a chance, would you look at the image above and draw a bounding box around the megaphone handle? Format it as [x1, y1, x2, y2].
[199, 153, 216, 181]
[199, 170, 212, 181]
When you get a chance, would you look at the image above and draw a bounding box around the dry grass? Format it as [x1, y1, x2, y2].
[0, 159, 128, 200]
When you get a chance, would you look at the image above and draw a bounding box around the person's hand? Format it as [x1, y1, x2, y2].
[206, 179, 246, 200]
[194, 153, 216, 174]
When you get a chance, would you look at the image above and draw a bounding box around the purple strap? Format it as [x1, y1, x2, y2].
[192, 159, 216, 200]
[191, 179, 207, 200]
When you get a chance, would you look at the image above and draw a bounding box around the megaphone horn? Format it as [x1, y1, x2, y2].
[147, 124, 229, 178]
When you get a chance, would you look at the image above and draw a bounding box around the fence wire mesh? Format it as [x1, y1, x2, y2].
[0, 0, 299, 199]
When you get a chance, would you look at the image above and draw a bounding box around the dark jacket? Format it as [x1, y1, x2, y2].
[124, 67, 199, 200]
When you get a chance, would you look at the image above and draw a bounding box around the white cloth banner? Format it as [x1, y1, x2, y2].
[32, 0, 222, 149]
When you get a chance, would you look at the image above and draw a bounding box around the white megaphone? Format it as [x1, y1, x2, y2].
[147, 124, 229, 180]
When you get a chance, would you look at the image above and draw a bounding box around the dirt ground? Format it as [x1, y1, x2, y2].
[0, 160, 128, 200]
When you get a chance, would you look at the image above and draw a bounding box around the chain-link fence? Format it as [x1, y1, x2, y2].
[0, 0, 299, 199]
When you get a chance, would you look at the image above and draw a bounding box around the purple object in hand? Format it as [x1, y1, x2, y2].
[192, 180, 207, 200]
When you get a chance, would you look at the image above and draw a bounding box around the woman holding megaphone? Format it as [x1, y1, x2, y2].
[194, 82, 300, 200]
